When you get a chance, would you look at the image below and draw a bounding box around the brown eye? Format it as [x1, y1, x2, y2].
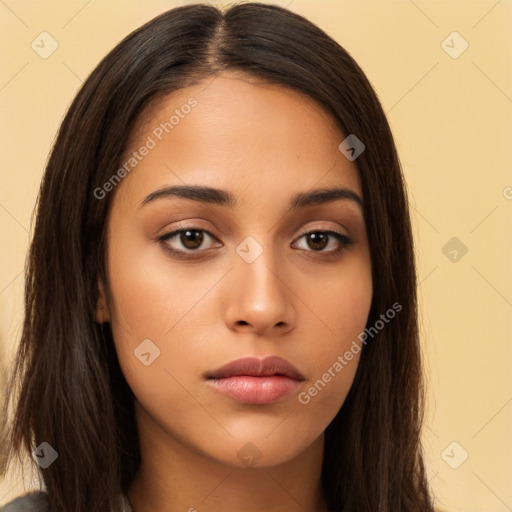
[304, 232, 328, 251]
[158, 227, 218, 254]
[294, 230, 352, 254]
[178, 229, 204, 250]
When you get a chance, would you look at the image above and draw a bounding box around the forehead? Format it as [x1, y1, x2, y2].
[115, 72, 363, 208]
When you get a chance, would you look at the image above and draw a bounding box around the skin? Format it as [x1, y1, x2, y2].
[96, 71, 373, 512]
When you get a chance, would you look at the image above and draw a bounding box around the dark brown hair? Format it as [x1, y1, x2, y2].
[0, 3, 434, 511]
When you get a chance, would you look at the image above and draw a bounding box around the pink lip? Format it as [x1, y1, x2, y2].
[206, 356, 305, 405]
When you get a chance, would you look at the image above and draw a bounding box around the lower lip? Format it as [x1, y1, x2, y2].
[208, 376, 301, 405]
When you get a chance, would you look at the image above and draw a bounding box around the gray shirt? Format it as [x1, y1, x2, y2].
[0, 491, 133, 511]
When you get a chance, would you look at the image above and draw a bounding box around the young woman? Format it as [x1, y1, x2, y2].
[0, 3, 436, 511]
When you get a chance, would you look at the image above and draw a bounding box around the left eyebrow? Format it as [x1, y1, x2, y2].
[139, 185, 364, 210]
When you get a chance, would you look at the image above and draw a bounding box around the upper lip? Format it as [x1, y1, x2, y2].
[206, 355, 306, 380]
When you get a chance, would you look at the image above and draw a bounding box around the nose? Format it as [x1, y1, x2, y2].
[223, 243, 296, 337]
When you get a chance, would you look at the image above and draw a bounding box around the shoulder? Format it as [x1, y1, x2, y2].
[1, 491, 132, 511]
[1, 491, 49, 512]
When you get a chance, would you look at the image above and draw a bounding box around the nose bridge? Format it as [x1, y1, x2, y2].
[226, 233, 294, 333]
[235, 234, 284, 301]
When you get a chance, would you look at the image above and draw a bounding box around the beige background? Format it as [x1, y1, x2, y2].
[0, 1, 511, 510]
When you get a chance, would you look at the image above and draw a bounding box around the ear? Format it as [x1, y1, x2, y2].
[95, 278, 111, 323]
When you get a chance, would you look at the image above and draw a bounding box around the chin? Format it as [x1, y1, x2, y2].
[199, 429, 321, 469]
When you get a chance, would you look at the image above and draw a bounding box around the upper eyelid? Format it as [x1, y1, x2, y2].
[160, 226, 217, 241]
[160, 224, 349, 239]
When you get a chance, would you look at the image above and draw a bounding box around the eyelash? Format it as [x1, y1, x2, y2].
[157, 223, 353, 260]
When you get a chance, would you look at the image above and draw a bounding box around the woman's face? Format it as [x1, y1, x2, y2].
[98, 72, 372, 468]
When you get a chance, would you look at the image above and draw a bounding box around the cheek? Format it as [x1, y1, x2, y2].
[106, 221, 212, 338]
[299, 253, 372, 349]
[297, 354, 360, 420]
[104, 227, 198, 380]
[105, 227, 229, 410]
[296, 259, 372, 410]
[105, 243, 212, 434]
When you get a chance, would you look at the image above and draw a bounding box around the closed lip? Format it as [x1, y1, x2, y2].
[205, 355, 306, 381]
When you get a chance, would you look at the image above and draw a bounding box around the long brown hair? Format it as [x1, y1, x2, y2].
[0, 3, 434, 511]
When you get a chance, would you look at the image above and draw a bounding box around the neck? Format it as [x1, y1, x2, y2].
[127, 403, 328, 512]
